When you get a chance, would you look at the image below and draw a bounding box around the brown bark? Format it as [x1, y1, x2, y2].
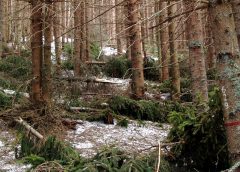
[206, 14, 216, 69]
[209, 1, 240, 163]
[159, 2, 170, 82]
[184, 0, 208, 102]
[232, 0, 240, 47]
[85, 1, 90, 62]
[80, 1, 86, 62]
[168, 2, 180, 93]
[30, 0, 43, 104]
[53, 2, 62, 75]
[127, 0, 145, 99]
[124, 2, 131, 60]
[74, 0, 81, 77]
[0, 0, 3, 57]
[155, 0, 162, 81]
[42, 1, 53, 104]
[115, 0, 122, 54]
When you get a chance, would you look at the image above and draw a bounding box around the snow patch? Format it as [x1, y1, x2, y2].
[67, 120, 170, 158]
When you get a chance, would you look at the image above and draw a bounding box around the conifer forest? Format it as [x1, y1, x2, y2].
[0, 0, 240, 171]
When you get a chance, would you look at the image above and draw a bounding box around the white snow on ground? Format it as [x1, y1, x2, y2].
[0, 87, 29, 98]
[67, 120, 170, 158]
[102, 47, 118, 56]
[0, 120, 31, 172]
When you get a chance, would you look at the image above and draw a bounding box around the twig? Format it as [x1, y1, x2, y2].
[156, 140, 161, 172]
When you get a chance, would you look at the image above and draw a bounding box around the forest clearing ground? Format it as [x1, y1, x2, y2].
[66, 120, 171, 158]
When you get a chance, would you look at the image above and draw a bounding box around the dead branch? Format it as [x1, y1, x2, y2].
[15, 117, 44, 140]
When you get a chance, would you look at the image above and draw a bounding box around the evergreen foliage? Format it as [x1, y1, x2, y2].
[109, 96, 189, 122]
[0, 55, 31, 79]
[104, 56, 131, 78]
[167, 86, 229, 171]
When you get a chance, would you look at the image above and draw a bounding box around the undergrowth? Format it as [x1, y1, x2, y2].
[109, 96, 191, 123]
[0, 55, 31, 80]
[167, 86, 229, 171]
[20, 135, 172, 171]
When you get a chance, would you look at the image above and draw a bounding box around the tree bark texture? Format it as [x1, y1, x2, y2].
[209, 1, 240, 163]
[159, 2, 170, 82]
[184, 0, 208, 102]
[168, 2, 180, 93]
[30, 0, 43, 104]
[74, 0, 81, 77]
[231, 0, 240, 47]
[127, 0, 145, 99]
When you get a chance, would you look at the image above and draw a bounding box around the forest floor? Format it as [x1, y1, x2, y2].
[0, 120, 31, 172]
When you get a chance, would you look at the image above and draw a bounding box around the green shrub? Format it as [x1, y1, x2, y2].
[117, 118, 129, 127]
[144, 57, 159, 81]
[61, 59, 74, 70]
[167, 86, 229, 171]
[0, 55, 31, 79]
[109, 96, 187, 122]
[90, 42, 101, 60]
[21, 135, 172, 172]
[104, 56, 131, 78]
[159, 79, 173, 93]
[63, 43, 73, 58]
[0, 91, 12, 108]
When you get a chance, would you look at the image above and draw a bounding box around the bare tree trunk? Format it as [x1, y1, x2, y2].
[30, 0, 43, 104]
[80, 1, 86, 62]
[232, 0, 240, 47]
[61, 1, 66, 46]
[124, 2, 131, 60]
[155, 0, 162, 81]
[53, 2, 62, 75]
[206, 13, 216, 69]
[74, 0, 81, 77]
[159, 2, 169, 82]
[42, 0, 53, 104]
[0, 0, 3, 57]
[85, 1, 90, 62]
[115, 0, 122, 54]
[127, 0, 145, 99]
[209, 1, 240, 163]
[184, 0, 208, 102]
[168, 2, 180, 93]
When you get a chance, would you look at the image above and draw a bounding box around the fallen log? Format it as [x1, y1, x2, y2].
[69, 107, 103, 112]
[15, 117, 44, 140]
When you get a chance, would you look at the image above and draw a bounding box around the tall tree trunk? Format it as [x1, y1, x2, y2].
[85, 1, 90, 62]
[232, 0, 240, 47]
[115, 0, 122, 54]
[74, 0, 81, 77]
[42, 0, 53, 104]
[206, 13, 216, 69]
[155, 0, 162, 81]
[0, 0, 3, 57]
[184, 0, 208, 102]
[159, 2, 169, 82]
[80, 1, 86, 62]
[168, 2, 180, 93]
[53, 2, 62, 75]
[127, 0, 145, 99]
[209, 1, 240, 163]
[124, 2, 131, 60]
[30, 0, 43, 104]
[61, 1, 66, 46]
